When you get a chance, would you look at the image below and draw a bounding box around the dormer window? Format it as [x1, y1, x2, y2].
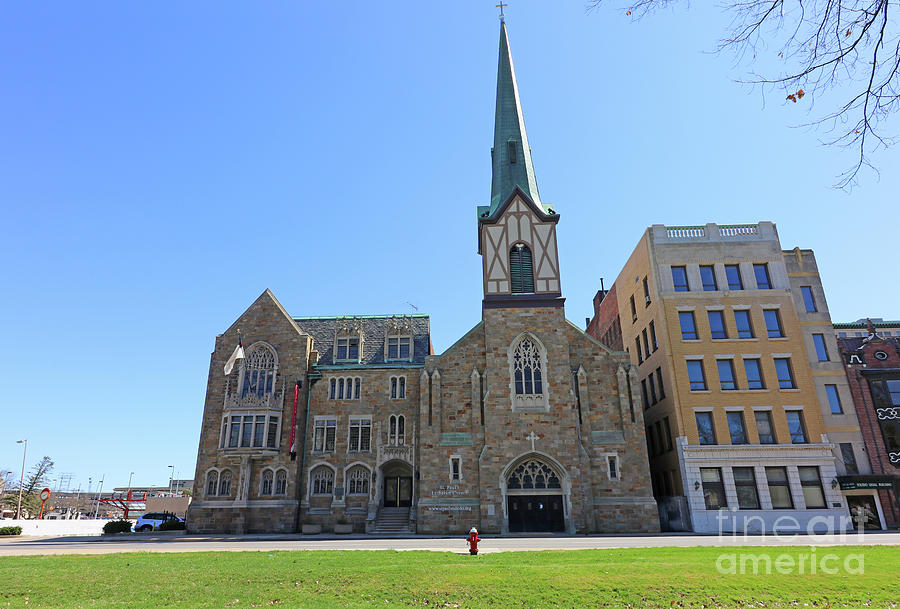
[507, 139, 518, 164]
[387, 336, 411, 360]
[509, 243, 534, 294]
[336, 336, 359, 361]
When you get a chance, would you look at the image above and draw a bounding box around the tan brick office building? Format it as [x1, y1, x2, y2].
[588, 223, 858, 533]
[186, 20, 658, 535]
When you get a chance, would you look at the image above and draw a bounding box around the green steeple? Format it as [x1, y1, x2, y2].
[489, 19, 542, 213]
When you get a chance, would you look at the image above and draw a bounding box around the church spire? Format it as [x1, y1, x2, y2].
[490, 19, 542, 212]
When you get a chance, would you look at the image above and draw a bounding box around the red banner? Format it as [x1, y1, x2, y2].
[290, 382, 299, 457]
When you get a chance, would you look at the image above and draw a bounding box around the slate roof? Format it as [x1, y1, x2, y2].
[292, 314, 431, 368]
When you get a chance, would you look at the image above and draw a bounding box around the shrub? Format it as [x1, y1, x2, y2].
[102, 520, 132, 534]
[159, 519, 186, 531]
[0, 526, 23, 536]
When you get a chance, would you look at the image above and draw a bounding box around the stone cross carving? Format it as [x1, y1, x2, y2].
[526, 430, 539, 451]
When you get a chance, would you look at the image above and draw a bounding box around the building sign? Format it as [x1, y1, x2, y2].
[431, 485, 465, 497]
[845, 352, 865, 365]
[837, 476, 897, 490]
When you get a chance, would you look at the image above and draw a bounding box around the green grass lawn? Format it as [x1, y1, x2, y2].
[1, 546, 896, 608]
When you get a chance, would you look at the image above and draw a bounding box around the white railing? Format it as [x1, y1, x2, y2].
[718, 224, 759, 238]
[666, 226, 705, 239]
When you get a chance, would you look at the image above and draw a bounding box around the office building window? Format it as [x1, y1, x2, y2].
[764, 309, 784, 338]
[825, 384, 843, 414]
[656, 367, 666, 399]
[755, 410, 776, 444]
[801, 286, 817, 312]
[727, 411, 748, 444]
[708, 310, 727, 339]
[643, 276, 651, 305]
[701, 468, 726, 509]
[839, 443, 859, 475]
[679, 311, 698, 340]
[799, 466, 826, 508]
[733, 467, 760, 509]
[672, 266, 689, 292]
[813, 334, 830, 361]
[695, 411, 716, 444]
[642, 329, 651, 360]
[348, 417, 372, 452]
[744, 358, 765, 390]
[786, 410, 808, 443]
[630, 295, 637, 322]
[718, 359, 738, 390]
[663, 417, 673, 451]
[766, 467, 793, 509]
[641, 379, 650, 410]
[635, 337, 643, 364]
[648, 372, 658, 404]
[700, 265, 717, 291]
[313, 418, 337, 452]
[649, 320, 658, 351]
[336, 337, 360, 361]
[734, 310, 754, 339]
[725, 264, 743, 290]
[687, 360, 707, 391]
[753, 263, 772, 289]
[774, 358, 796, 389]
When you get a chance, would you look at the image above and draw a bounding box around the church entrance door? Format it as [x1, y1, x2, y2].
[383, 476, 412, 508]
[507, 495, 564, 532]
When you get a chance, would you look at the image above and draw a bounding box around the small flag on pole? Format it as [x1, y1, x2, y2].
[223, 337, 245, 375]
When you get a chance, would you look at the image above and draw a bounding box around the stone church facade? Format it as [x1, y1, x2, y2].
[187, 20, 658, 535]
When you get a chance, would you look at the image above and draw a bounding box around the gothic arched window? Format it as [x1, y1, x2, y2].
[241, 345, 277, 398]
[507, 459, 562, 490]
[206, 471, 218, 497]
[513, 337, 543, 396]
[260, 469, 274, 496]
[509, 243, 535, 294]
[347, 465, 369, 495]
[389, 414, 406, 445]
[275, 470, 287, 495]
[311, 466, 334, 496]
[218, 470, 233, 496]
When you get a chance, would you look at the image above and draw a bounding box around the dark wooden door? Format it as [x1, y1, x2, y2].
[507, 495, 564, 532]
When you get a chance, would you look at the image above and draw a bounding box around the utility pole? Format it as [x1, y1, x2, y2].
[93, 475, 104, 518]
[168, 465, 175, 495]
[14, 439, 27, 520]
[126, 472, 135, 499]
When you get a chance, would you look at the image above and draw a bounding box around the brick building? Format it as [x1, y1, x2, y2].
[837, 330, 900, 529]
[587, 224, 856, 533]
[186, 20, 657, 535]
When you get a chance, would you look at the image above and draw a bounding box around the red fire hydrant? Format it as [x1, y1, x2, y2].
[466, 527, 481, 555]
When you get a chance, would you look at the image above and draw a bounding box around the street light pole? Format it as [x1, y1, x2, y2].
[15, 439, 27, 520]
[168, 465, 174, 495]
[126, 472, 135, 499]
[94, 475, 104, 518]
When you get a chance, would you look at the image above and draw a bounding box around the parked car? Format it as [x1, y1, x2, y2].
[134, 512, 184, 532]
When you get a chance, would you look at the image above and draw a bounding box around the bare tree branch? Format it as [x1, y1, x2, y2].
[588, 0, 899, 188]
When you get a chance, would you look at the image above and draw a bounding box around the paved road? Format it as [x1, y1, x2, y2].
[1, 531, 899, 556]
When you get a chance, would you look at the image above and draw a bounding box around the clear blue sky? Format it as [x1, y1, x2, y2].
[1, 2, 896, 492]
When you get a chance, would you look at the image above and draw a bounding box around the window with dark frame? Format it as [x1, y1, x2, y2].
[734, 310, 755, 338]
[663, 417, 673, 451]
[635, 336, 643, 364]
[672, 266, 689, 292]
[695, 411, 716, 444]
[813, 334, 830, 361]
[641, 379, 649, 410]
[744, 358, 765, 390]
[801, 286, 818, 312]
[630, 295, 637, 322]
[825, 384, 843, 414]
[700, 468, 726, 509]
[649, 320, 658, 351]
[687, 360, 707, 391]
[656, 367, 666, 399]
[764, 309, 784, 338]
[839, 443, 859, 474]
[798, 466, 826, 508]
[387, 336, 411, 359]
[649, 372, 658, 404]
[717, 359, 738, 390]
[733, 467, 760, 509]
[336, 337, 359, 360]
[786, 410, 808, 443]
[643, 276, 650, 305]
[766, 467, 793, 508]
[727, 411, 748, 444]
[708, 310, 728, 339]
[725, 264, 743, 290]
[775, 358, 796, 389]
[642, 328, 651, 360]
[755, 410, 776, 444]
[753, 263, 772, 289]
[700, 265, 717, 291]
[679, 311, 698, 340]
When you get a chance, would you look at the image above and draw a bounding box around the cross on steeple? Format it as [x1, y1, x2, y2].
[526, 430, 539, 451]
[496, 2, 507, 20]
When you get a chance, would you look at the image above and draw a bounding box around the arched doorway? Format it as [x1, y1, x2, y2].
[501, 454, 568, 533]
[380, 460, 413, 508]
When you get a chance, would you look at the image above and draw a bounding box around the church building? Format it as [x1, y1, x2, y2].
[187, 20, 658, 535]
